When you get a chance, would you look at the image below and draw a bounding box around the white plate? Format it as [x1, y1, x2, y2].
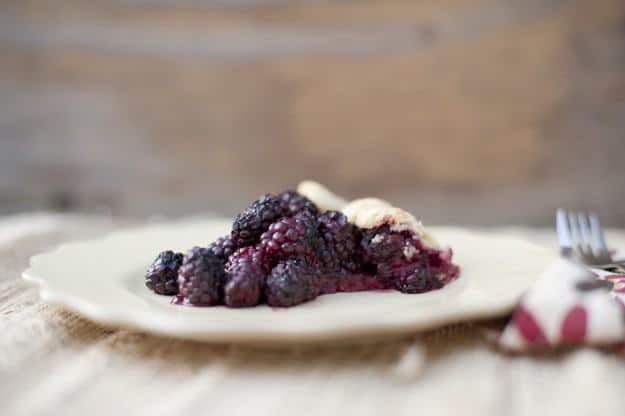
[23, 219, 555, 345]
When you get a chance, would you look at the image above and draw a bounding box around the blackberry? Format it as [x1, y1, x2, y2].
[359, 224, 452, 293]
[231, 194, 286, 248]
[317, 210, 361, 272]
[224, 258, 266, 308]
[145, 251, 183, 295]
[177, 247, 225, 306]
[259, 211, 318, 266]
[266, 260, 320, 307]
[208, 235, 236, 262]
[394, 267, 443, 293]
[360, 225, 407, 264]
[226, 245, 271, 274]
[277, 190, 318, 217]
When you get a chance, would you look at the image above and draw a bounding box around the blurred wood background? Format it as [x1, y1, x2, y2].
[1, 0, 624, 225]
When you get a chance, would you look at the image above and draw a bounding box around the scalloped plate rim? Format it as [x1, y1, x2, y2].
[22, 219, 556, 344]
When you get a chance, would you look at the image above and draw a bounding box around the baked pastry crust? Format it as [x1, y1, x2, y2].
[298, 181, 439, 249]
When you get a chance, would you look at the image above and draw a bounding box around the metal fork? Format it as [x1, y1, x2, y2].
[556, 209, 625, 273]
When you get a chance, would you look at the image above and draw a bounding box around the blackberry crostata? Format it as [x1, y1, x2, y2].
[146, 181, 460, 308]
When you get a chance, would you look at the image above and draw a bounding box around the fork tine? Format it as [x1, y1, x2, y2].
[556, 209, 572, 255]
[589, 211, 612, 263]
[589, 212, 608, 252]
[568, 210, 593, 263]
[577, 212, 592, 250]
[567, 211, 582, 250]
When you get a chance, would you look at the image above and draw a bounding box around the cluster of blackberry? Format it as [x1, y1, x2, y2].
[146, 189, 457, 308]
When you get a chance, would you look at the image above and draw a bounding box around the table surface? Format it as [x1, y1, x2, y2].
[1, 213, 625, 416]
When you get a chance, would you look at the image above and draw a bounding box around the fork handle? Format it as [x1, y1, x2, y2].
[595, 261, 625, 274]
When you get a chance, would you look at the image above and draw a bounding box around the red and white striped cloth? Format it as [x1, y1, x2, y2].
[499, 259, 625, 350]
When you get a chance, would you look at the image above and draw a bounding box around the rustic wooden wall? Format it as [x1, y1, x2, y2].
[1, 0, 624, 225]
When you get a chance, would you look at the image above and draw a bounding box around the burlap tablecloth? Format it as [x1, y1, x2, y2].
[1, 213, 625, 416]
